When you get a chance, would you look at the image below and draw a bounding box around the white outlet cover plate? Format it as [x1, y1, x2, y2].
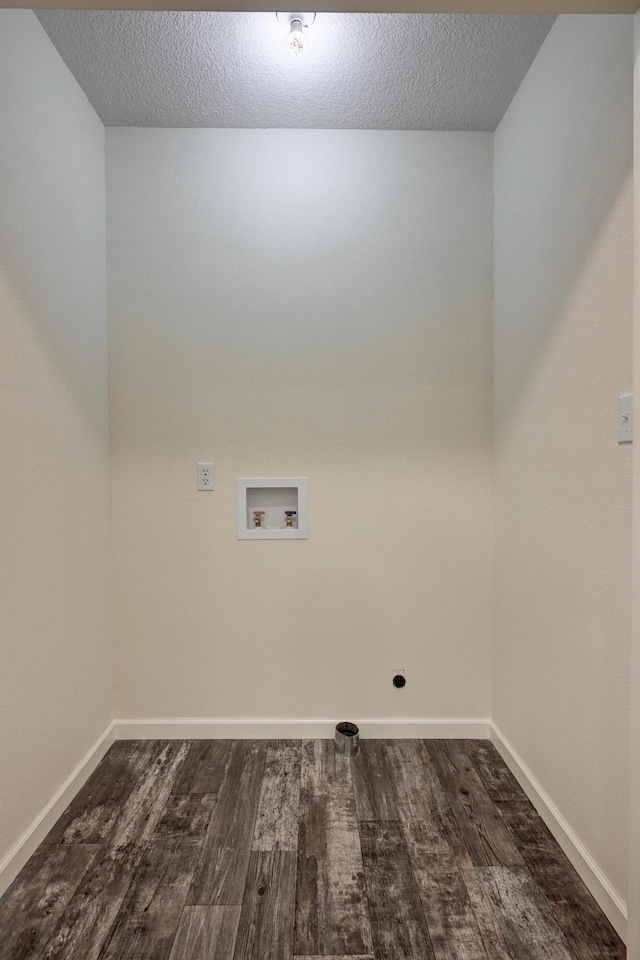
[197, 463, 215, 490]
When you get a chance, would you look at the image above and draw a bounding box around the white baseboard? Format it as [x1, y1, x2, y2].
[490, 721, 627, 942]
[0, 720, 116, 900]
[114, 717, 491, 740]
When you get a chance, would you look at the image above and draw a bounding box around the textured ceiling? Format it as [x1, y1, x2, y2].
[36, 12, 555, 130]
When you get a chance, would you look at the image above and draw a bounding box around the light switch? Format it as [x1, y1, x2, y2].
[618, 395, 633, 443]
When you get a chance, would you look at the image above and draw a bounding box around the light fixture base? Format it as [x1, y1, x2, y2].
[276, 12, 316, 30]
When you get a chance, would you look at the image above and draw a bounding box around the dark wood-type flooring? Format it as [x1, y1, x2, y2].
[0, 738, 625, 960]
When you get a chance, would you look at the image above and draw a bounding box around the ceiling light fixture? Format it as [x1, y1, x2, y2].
[276, 13, 316, 58]
[288, 19, 306, 57]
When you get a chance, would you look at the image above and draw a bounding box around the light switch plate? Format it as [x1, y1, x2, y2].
[618, 395, 633, 443]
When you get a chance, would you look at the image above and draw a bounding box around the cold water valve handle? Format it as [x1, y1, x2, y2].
[285, 510, 297, 528]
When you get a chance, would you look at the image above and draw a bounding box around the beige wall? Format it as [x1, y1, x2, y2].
[628, 14, 640, 957]
[0, 11, 111, 863]
[493, 14, 633, 898]
[107, 129, 494, 722]
[0, 13, 634, 927]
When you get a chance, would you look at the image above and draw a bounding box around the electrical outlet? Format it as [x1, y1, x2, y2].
[197, 463, 215, 490]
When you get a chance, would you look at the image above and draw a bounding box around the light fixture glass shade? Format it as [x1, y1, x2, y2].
[288, 19, 306, 57]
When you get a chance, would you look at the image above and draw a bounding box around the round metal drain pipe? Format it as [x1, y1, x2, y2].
[334, 721, 360, 757]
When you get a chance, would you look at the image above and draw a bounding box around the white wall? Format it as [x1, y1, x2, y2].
[0, 11, 111, 863]
[493, 14, 633, 900]
[107, 129, 494, 722]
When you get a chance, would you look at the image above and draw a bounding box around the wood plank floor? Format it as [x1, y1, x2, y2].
[0, 739, 625, 960]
